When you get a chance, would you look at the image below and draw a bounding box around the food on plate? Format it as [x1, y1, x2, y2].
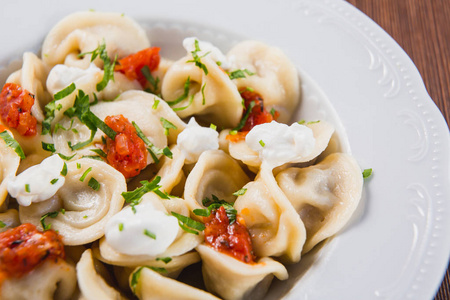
[0, 11, 364, 300]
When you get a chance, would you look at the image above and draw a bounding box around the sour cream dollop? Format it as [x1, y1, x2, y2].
[46, 63, 102, 95]
[177, 118, 219, 164]
[105, 203, 180, 256]
[183, 37, 231, 70]
[7, 155, 66, 206]
[245, 121, 316, 168]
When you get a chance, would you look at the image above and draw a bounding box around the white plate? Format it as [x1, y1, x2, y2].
[1, 1, 449, 299]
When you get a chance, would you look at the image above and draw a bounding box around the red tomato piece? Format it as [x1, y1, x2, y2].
[0, 223, 65, 283]
[115, 47, 161, 87]
[104, 115, 147, 179]
[204, 206, 255, 264]
[226, 90, 279, 142]
[0, 83, 37, 136]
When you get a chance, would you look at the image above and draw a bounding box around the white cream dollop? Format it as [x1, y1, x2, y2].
[183, 37, 231, 70]
[105, 203, 180, 256]
[7, 155, 66, 206]
[46, 63, 102, 95]
[245, 121, 316, 168]
[177, 118, 219, 164]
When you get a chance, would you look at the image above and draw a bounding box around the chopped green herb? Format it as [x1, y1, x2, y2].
[25, 184, 30, 193]
[210, 124, 217, 130]
[152, 99, 160, 109]
[40, 211, 59, 231]
[79, 167, 92, 182]
[259, 140, 265, 147]
[0, 131, 25, 159]
[172, 95, 194, 111]
[81, 155, 104, 161]
[41, 142, 56, 153]
[201, 83, 206, 105]
[42, 100, 59, 135]
[90, 148, 107, 158]
[83, 215, 88, 219]
[121, 176, 164, 213]
[270, 108, 276, 117]
[118, 223, 124, 231]
[60, 208, 65, 214]
[88, 177, 100, 191]
[195, 195, 237, 224]
[141, 65, 160, 93]
[77, 163, 81, 169]
[132, 121, 172, 163]
[54, 83, 76, 100]
[0, 220, 6, 228]
[232, 101, 256, 132]
[61, 162, 68, 176]
[186, 40, 209, 75]
[160, 118, 177, 136]
[143, 229, 156, 239]
[50, 178, 59, 185]
[232, 188, 247, 196]
[156, 257, 172, 264]
[229, 130, 237, 135]
[171, 212, 205, 235]
[165, 77, 191, 107]
[246, 86, 254, 92]
[228, 69, 255, 80]
[130, 266, 167, 294]
[57, 153, 76, 161]
[362, 168, 373, 179]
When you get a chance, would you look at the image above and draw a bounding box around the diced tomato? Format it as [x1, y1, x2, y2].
[0, 83, 37, 136]
[115, 47, 161, 87]
[204, 206, 255, 264]
[104, 115, 147, 179]
[226, 89, 279, 142]
[0, 223, 65, 284]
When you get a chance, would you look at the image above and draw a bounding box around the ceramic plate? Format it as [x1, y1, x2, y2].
[1, 0, 449, 299]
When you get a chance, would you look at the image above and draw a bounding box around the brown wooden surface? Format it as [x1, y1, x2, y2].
[346, 1, 450, 299]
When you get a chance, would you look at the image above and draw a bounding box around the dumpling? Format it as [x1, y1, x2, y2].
[41, 11, 150, 68]
[276, 153, 363, 253]
[196, 244, 288, 300]
[234, 166, 306, 263]
[183, 150, 250, 217]
[19, 158, 126, 245]
[0, 209, 20, 232]
[6, 52, 51, 123]
[0, 130, 21, 207]
[161, 52, 242, 129]
[0, 259, 76, 300]
[130, 265, 220, 300]
[76, 249, 127, 300]
[226, 40, 300, 123]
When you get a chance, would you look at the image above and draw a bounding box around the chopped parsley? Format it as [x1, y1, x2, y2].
[165, 77, 191, 107]
[232, 101, 256, 132]
[160, 118, 177, 136]
[172, 95, 194, 111]
[194, 194, 237, 224]
[201, 83, 206, 105]
[270, 108, 276, 117]
[132, 121, 173, 163]
[228, 69, 255, 80]
[171, 211, 205, 235]
[0, 220, 6, 228]
[0, 131, 25, 159]
[25, 184, 30, 193]
[54, 82, 76, 100]
[40, 210, 60, 231]
[156, 257, 172, 264]
[141, 65, 160, 94]
[90, 148, 107, 158]
[232, 188, 247, 196]
[186, 39, 209, 75]
[50, 178, 59, 185]
[118, 223, 124, 231]
[121, 176, 164, 213]
[41, 142, 56, 153]
[363, 168, 373, 179]
[152, 99, 160, 110]
[57, 153, 76, 161]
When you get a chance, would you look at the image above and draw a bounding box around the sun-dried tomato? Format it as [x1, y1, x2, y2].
[0, 223, 65, 283]
[204, 206, 255, 263]
[104, 114, 147, 179]
[227, 89, 279, 142]
[115, 47, 161, 87]
[0, 83, 37, 136]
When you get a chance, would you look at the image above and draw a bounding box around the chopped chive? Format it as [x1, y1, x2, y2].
[201, 83, 206, 105]
[88, 177, 100, 191]
[156, 257, 172, 264]
[50, 178, 59, 185]
[210, 123, 217, 130]
[152, 99, 160, 109]
[41, 142, 56, 153]
[40, 211, 59, 231]
[143, 229, 156, 239]
[79, 167, 92, 182]
[259, 140, 265, 147]
[54, 82, 76, 100]
[270, 108, 276, 117]
[160, 118, 177, 136]
[77, 163, 81, 169]
[171, 211, 205, 235]
[228, 69, 255, 80]
[246, 86, 254, 92]
[61, 163, 68, 176]
[232, 101, 256, 132]
[118, 223, 124, 231]
[90, 148, 107, 158]
[25, 184, 30, 193]
[57, 153, 76, 161]
[0, 131, 26, 159]
[232, 188, 247, 196]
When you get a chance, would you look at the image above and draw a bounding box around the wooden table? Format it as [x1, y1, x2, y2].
[346, 1, 450, 299]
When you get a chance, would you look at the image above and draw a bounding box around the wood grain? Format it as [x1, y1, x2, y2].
[345, 1, 450, 299]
